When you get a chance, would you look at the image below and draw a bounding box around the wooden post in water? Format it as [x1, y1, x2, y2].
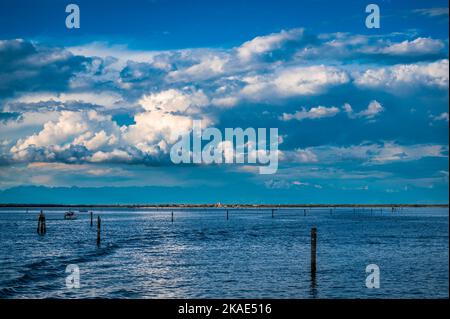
[304, 209, 307, 216]
[271, 208, 274, 218]
[330, 208, 333, 216]
[226, 209, 229, 220]
[90, 212, 93, 227]
[310, 227, 317, 276]
[97, 216, 101, 246]
[41, 213, 46, 234]
[37, 213, 41, 234]
[171, 211, 174, 223]
[37, 210, 46, 235]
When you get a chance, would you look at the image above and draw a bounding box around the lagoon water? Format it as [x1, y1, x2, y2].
[0, 207, 448, 298]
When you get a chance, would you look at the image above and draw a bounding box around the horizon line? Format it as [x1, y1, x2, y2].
[0, 203, 448, 208]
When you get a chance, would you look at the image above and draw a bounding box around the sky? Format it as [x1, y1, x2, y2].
[0, 0, 448, 204]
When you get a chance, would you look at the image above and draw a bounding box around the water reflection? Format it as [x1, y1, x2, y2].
[309, 270, 318, 298]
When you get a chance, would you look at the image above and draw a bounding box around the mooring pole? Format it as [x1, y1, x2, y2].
[90, 212, 93, 227]
[97, 216, 101, 246]
[37, 212, 41, 234]
[41, 213, 46, 234]
[226, 209, 229, 220]
[304, 209, 307, 216]
[271, 208, 274, 218]
[311, 227, 317, 276]
[37, 210, 46, 235]
[171, 211, 174, 223]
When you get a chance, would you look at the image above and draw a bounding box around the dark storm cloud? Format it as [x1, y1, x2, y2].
[0, 39, 91, 98]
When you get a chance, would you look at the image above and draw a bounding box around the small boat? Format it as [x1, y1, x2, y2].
[64, 211, 77, 220]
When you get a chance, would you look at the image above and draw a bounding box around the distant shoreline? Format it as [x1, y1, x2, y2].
[0, 203, 448, 208]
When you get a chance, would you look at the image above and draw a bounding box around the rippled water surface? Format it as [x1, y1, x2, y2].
[0, 207, 448, 298]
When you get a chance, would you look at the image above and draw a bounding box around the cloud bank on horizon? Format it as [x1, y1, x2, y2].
[0, 0, 448, 203]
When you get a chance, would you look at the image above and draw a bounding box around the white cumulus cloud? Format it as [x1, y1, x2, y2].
[281, 106, 340, 121]
[237, 28, 305, 61]
[343, 100, 384, 119]
[355, 59, 449, 90]
[379, 37, 445, 56]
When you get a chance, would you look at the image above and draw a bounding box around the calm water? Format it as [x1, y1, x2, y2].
[0, 207, 448, 299]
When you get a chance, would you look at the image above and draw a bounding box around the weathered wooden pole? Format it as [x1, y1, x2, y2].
[41, 213, 46, 234]
[304, 209, 307, 216]
[97, 216, 101, 246]
[90, 212, 93, 226]
[171, 211, 174, 223]
[311, 227, 317, 276]
[271, 208, 274, 218]
[226, 209, 229, 220]
[37, 213, 41, 234]
[37, 211, 46, 235]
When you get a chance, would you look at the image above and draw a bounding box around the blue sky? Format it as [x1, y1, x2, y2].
[0, 0, 448, 204]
